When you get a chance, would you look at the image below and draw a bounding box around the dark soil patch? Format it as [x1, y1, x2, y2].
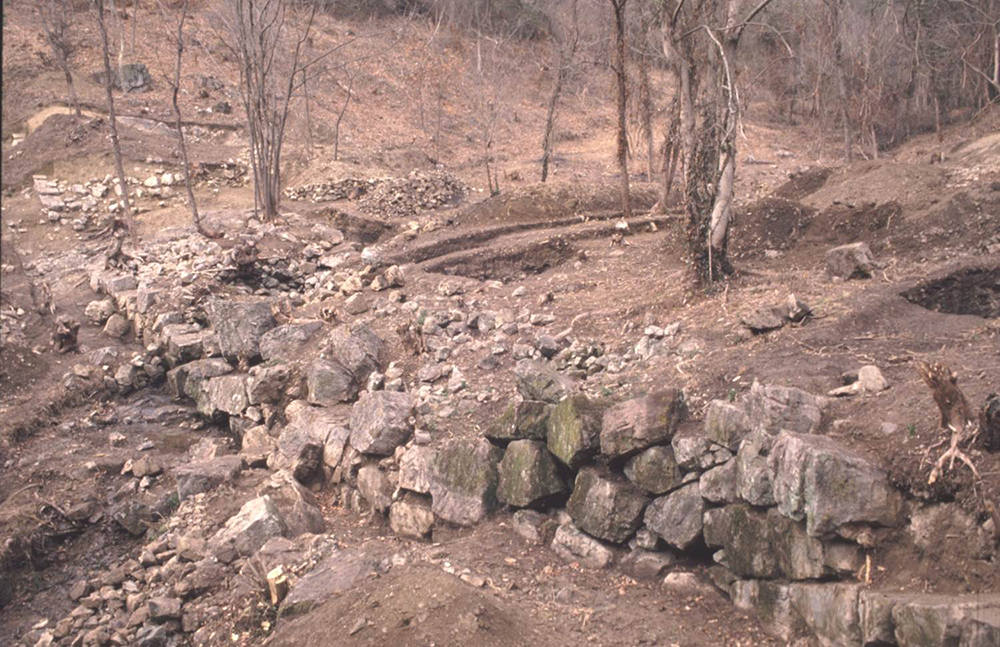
[460, 182, 659, 227]
[730, 197, 815, 256]
[901, 267, 1000, 318]
[803, 200, 903, 250]
[313, 207, 394, 245]
[427, 237, 577, 282]
[772, 166, 832, 201]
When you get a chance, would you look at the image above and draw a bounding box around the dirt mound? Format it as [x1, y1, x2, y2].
[268, 566, 560, 647]
[460, 182, 659, 226]
[772, 167, 832, 201]
[901, 266, 1000, 319]
[802, 200, 903, 251]
[730, 197, 815, 256]
[1, 115, 106, 191]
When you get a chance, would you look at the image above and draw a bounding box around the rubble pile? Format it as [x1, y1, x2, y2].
[285, 171, 464, 218]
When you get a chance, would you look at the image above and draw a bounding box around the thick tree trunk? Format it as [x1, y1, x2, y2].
[639, 55, 655, 181]
[611, 0, 631, 218]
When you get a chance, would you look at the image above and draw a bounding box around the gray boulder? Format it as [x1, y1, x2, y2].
[600, 389, 686, 459]
[745, 381, 828, 435]
[515, 359, 574, 403]
[280, 549, 379, 618]
[175, 456, 245, 500]
[546, 394, 603, 469]
[116, 62, 152, 92]
[430, 437, 502, 526]
[699, 460, 737, 503]
[349, 391, 414, 455]
[211, 496, 287, 557]
[567, 467, 649, 543]
[768, 431, 903, 538]
[206, 298, 276, 362]
[496, 440, 566, 509]
[789, 583, 863, 647]
[259, 321, 325, 362]
[859, 591, 1000, 647]
[196, 374, 248, 418]
[388, 493, 435, 539]
[644, 482, 703, 551]
[306, 359, 362, 406]
[357, 465, 395, 513]
[735, 429, 777, 506]
[551, 522, 614, 568]
[167, 358, 232, 400]
[484, 398, 551, 442]
[705, 400, 751, 450]
[825, 242, 875, 279]
[398, 446, 437, 494]
[256, 472, 325, 537]
[307, 324, 385, 404]
[623, 446, 684, 495]
[247, 363, 300, 405]
[731, 579, 802, 641]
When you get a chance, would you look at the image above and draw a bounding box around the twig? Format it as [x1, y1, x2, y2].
[1, 483, 42, 506]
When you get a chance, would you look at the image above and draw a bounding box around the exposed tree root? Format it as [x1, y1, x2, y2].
[918, 361, 981, 485]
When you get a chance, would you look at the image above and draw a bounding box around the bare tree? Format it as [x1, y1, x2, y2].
[824, 0, 854, 162]
[222, 0, 317, 221]
[609, 0, 631, 218]
[38, 0, 82, 118]
[540, 0, 580, 182]
[93, 0, 136, 253]
[155, 0, 215, 238]
[662, 0, 776, 283]
[333, 65, 356, 162]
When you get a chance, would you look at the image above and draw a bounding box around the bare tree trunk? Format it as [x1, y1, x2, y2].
[94, 0, 135, 245]
[540, 62, 567, 183]
[639, 53, 655, 181]
[610, 0, 631, 218]
[334, 66, 354, 162]
[828, 0, 854, 162]
[39, 0, 82, 118]
[302, 69, 313, 154]
[159, 0, 213, 238]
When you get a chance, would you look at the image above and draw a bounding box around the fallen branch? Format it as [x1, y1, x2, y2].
[917, 361, 981, 485]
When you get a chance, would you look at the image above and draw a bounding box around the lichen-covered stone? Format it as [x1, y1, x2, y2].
[546, 395, 603, 469]
[430, 438, 503, 526]
[484, 398, 551, 442]
[497, 440, 566, 508]
[705, 400, 752, 450]
[623, 446, 684, 495]
[515, 359, 574, 403]
[206, 298, 276, 361]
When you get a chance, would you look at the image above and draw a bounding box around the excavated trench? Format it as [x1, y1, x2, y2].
[901, 266, 1000, 318]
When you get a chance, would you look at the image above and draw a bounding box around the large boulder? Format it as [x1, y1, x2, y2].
[566, 467, 649, 543]
[699, 460, 738, 503]
[515, 359, 574, 403]
[643, 482, 704, 551]
[600, 389, 686, 459]
[734, 429, 777, 506]
[768, 431, 903, 538]
[546, 395, 603, 469]
[206, 299, 276, 362]
[196, 374, 248, 419]
[259, 321, 325, 362]
[398, 446, 437, 494]
[167, 358, 232, 400]
[703, 504, 862, 580]
[357, 466, 395, 513]
[787, 583, 863, 647]
[705, 400, 752, 450]
[246, 363, 301, 405]
[389, 494, 435, 539]
[745, 381, 828, 435]
[496, 440, 566, 509]
[307, 324, 385, 405]
[211, 496, 287, 557]
[484, 398, 551, 443]
[825, 242, 875, 279]
[551, 522, 614, 568]
[280, 549, 379, 618]
[731, 580, 802, 641]
[859, 591, 1000, 647]
[256, 472, 326, 537]
[623, 446, 684, 495]
[349, 391, 414, 455]
[430, 437, 502, 526]
[175, 456, 245, 500]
